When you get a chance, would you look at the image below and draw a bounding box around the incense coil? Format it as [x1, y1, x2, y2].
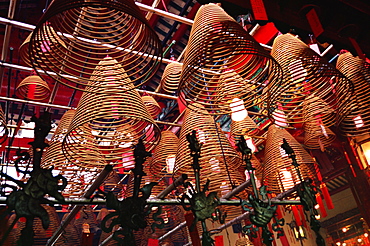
[149, 130, 179, 178]
[0, 106, 8, 145]
[304, 121, 336, 150]
[178, 3, 283, 116]
[158, 61, 182, 94]
[336, 51, 370, 136]
[142, 95, 161, 118]
[263, 125, 316, 195]
[174, 105, 242, 194]
[230, 115, 259, 147]
[62, 57, 161, 169]
[270, 34, 353, 127]
[55, 213, 81, 246]
[19, 27, 67, 67]
[41, 110, 100, 197]
[28, 0, 162, 91]
[16, 75, 51, 101]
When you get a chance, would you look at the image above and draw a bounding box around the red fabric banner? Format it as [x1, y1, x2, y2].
[250, 0, 268, 21]
[306, 8, 324, 37]
[148, 238, 159, 246]
[215, 235, 224, 246]
[184, 212, 201, 246]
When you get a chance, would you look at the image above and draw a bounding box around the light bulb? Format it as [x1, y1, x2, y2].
[230, 98, 248, 122]
[166, 154, 176, 173]
[342, 227, 347, 233]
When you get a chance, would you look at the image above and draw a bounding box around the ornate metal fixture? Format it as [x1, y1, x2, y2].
[0, 112, 67, 246]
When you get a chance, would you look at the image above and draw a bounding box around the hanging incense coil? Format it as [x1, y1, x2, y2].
[304, 121, 336, 150]
[41, 109, 100, 198]
[174, 104, 242, 194]
[178, 3, 283, 116]
[149, 130, 179, 178]
[0, 106, 8, 145]
[16, 75, 51, 101]
[263, 125, 316, 195]
[230, 115, 259, 147]
[55, 213, 81, 246]
[270, 34, 353, 127]
[28, 0, 162, 91]
[62, 57, 161, 169]
[336, 51, 370, 136]
[142, 95, 161, 119]
[158, 61, 182, 94]
[19, 26, 67, 68]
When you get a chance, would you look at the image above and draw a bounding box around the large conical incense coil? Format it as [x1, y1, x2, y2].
[304, 121, 336, 150]
[158, 61, 182, 94]
[270, 34, 353, 127]
[0, 106, 8, 145]
[62, 57, 160, 169]
[55, 213, 81, 246]
[28, 0, 162, 91]
[174, 104, 242, 194]
[263, 125, 316, 195]
[303, 94, 335, 126]
[41, 109, 99, 197]
[178, 3, 283, 115]
[230, 115, 259, 147]
[16, 75, 51, 101]
[142, 95, 161, 118]
[41, 109, 76, 168]
[19, 27, 67, 68]
[336, 51, 370, 136]
[149, 130, 179, 178]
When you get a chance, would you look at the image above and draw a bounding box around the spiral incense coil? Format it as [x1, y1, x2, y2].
[149, 130, 179, 178]
[270, 34, 353, 127]
[302, 95, 335, 125]
[336, 51, 370, 136]
[41, 110, 100, 197]
[41, 109, 76, 168]
[304, 121, 336, 150]
[16, 75, 51, 101]
[19, 27, 67, 68]
[158, 61, 182, 94]
[174, 104, 242, 194]
[0, 106, 8, 145]
[55, 213, 81, 246]
[28, 0, 162, 91]
[178, 3, 283, 115]
[142, 95, 161, 118]
[62, 57, 160, 169]
[230, 115, 259, 147]
[263, 125, 316, 195]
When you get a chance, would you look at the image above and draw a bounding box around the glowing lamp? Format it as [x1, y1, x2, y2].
[230, 98, 248, 122]
[364, 233, 368, 237]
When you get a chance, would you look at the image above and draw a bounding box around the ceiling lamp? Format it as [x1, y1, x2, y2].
[157, 61, 182, 94]
[16, 74, 51, 101]
[62, 57, 160, 170]
[27, 0, 162, 91]
[178, 3, 283, 116]
[174, 104, 242, 193]
[270, 33, 353, 127]
[263, 125, 317, 194]
[336, 51, 370, 136]
[149, 130, 179, 178]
